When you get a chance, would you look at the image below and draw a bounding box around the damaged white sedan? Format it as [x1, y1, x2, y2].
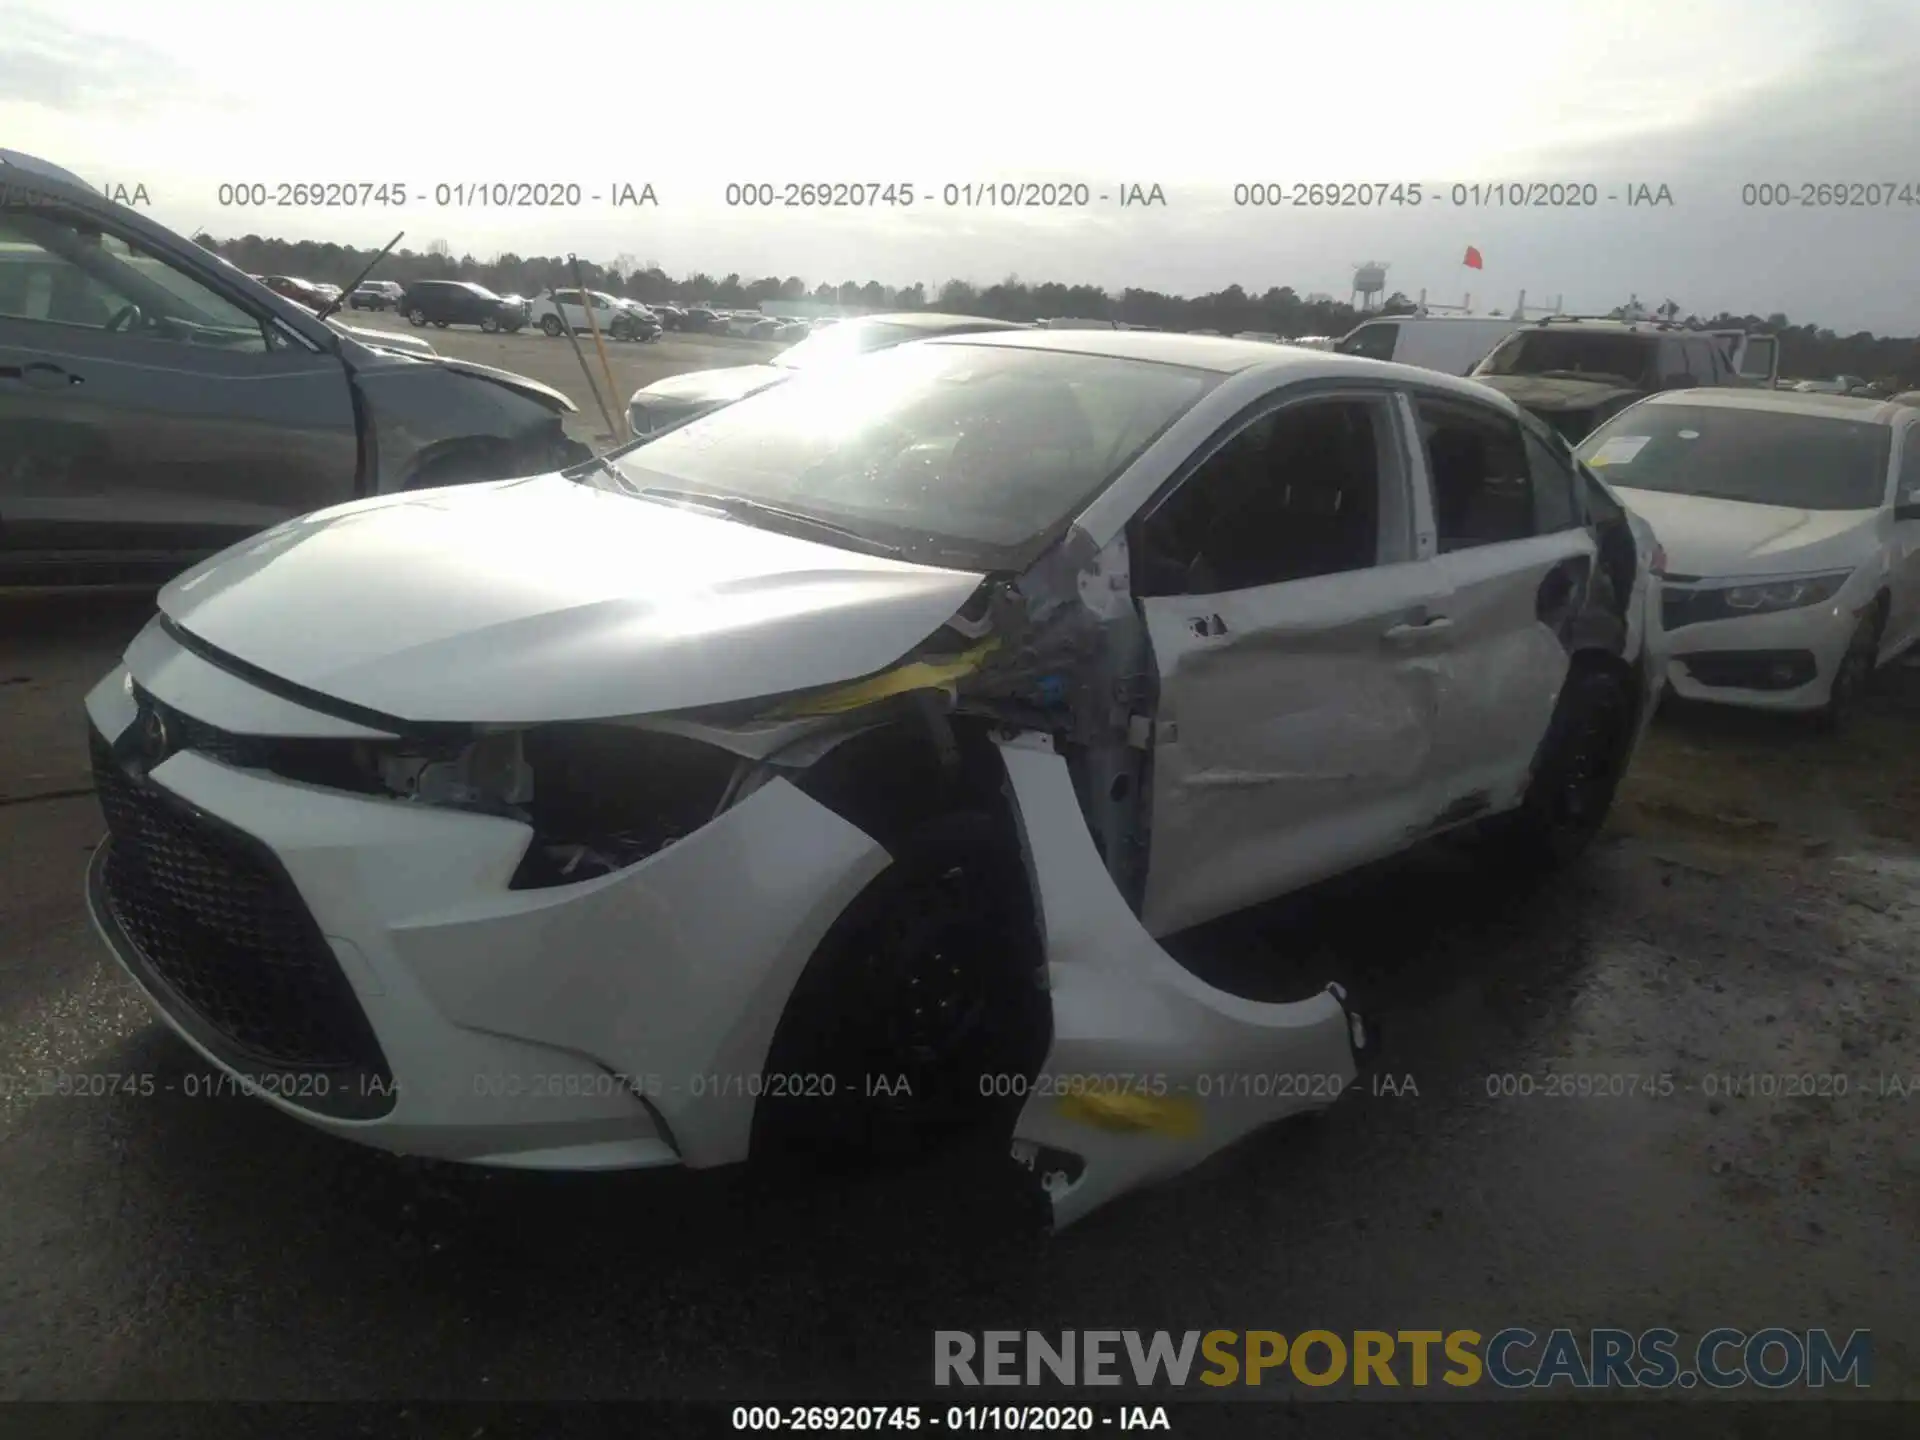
[83, 332, 1665, 1229]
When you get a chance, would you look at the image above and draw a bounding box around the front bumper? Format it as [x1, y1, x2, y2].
[1660, 591, 1862, 712]
[82, 659, 888, 1170]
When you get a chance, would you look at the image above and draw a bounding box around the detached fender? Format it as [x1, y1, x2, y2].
[994, 734, 1363, 1230]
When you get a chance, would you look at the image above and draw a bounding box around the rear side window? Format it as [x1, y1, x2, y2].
[1415, 397, 1536, 550]
[1522, 427, 1582, 532]
[1337, 322, 1398, 361]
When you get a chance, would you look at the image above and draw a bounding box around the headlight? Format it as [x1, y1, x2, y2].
[347, 725, 741, 888]
[1717, 571, 1851, 615]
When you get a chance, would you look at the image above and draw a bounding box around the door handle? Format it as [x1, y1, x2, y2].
[1383, 615, 1452, 642]
[15, 362, 81, 390]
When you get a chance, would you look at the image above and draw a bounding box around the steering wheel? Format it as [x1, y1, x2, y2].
[104, 304, 144, 334]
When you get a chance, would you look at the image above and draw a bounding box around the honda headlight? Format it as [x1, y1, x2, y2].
[1716, 571, 1852, 615]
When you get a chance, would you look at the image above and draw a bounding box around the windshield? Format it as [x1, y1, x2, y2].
[772, 318, 923, 369]
[1576, 404, 1892, 510]
[597, 341, 1220, 569]
[462, 282, 501, 301]
[1476, 330, 1658, 386]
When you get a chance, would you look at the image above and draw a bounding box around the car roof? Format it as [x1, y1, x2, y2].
[0, 149, 95, 192]
[852, 312, 1025, 332]
[1632, 388, 1911, 426]
[923, 326, 1533, 401]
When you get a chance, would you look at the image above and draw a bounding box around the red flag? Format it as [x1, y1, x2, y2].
[1463, 246, 1484, 270]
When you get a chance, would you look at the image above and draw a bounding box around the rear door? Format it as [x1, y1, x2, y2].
[1133, 387, 1459, 936]
[0, 197, 359, 578]
[1886, 423, 1920, 660]
[1410, 392, 1597, 813]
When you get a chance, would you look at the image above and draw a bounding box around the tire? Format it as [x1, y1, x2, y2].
[1490, 663, 1635, 869]
[407, 308, 428, 326]
[480, 314, 500, 334]
[610, 319, 632, 342]
[540, 314, 563, 337]
[752, 809, 1048, 1166]
[1814, 604, 1885, 734]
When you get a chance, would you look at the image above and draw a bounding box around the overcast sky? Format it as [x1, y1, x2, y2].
[6, 0, 1919, 332]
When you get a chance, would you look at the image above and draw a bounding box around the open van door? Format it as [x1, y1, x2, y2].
[1711, 329, 1780, 388]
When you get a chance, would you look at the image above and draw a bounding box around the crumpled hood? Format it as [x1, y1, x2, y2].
[1611, 486, 1880, 578]
[157, 472, 986, 724]
[1476, 373, 1645, 413]
[637, 364, 791, 406]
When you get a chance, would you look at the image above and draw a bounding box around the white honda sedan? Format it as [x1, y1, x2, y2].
[84, 333, 1663, 1229]
[1577, 390, 1920, 727]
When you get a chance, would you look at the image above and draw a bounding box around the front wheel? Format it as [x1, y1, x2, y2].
[752, 810, 1048, 1166]
[407, 308, 427, 326]
[480, 314, 500, 334]
[1815, 606, 1884, 733]
[540, 315, 563, 337]
[1489, 664, 1634, 869]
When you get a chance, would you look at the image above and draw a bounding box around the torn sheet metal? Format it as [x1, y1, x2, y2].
[769, 638, 1001, 717]
[995, 734, 1359, 1231]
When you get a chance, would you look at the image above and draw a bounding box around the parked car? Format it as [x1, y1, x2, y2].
[258, 274, 328, 312]
[626, 312, 1026, 436]
[1470, 318, 1777, 444]
[0, 149, 584, 585]
[528, 288, 657, 342]
[749, 316, 786, 340]
[651, 302, 688, 329]
[677, 306, 725, 333]
[725, 311, 767, 337]
[311, 282, 342, 305]
[401, 280, 530, 333]
[1335, 315, 1523, 376]
[1577, 389, 1920, 728]
[348, 280, 406, 311]
[80, 331, 1662, 1231]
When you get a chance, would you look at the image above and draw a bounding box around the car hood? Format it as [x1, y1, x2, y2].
[155, 471, 986, 724]
[1611, 486, 1881, 578]
[418, 354, 575, 412]
[329, 320, 437, 356]
[637, 364, 791, 405]
[1475, 374, 1646, 413]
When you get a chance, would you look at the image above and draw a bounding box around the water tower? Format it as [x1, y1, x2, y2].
[1351, 262, 1388, 311]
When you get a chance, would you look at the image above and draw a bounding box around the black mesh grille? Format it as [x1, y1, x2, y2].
[91, 727, 391, 1081]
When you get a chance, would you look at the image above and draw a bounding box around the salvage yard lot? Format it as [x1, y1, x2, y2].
[5, 579, 1918, 1407]
[348, 308, 786, 444]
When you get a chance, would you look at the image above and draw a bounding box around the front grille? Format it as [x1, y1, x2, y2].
[1662, 588, 1712, 631]
[90, 727, 393, 1091]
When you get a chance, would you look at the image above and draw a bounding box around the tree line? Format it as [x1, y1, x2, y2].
[195, 231, 1920, 389]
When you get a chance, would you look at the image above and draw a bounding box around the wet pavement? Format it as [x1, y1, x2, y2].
[2, 589, 1917, 1415]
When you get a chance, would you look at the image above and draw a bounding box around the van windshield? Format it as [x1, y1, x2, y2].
[1476, 330, 1658, 386]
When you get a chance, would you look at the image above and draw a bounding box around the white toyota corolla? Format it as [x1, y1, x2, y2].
[85, 332, 1664, 1228]
[1577, 389, 1920, 727]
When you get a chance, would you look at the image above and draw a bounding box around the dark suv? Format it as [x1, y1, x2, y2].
[0, 149, 585, 586]
[1471, 318, 1762, 443]
[401, 280, 530, 334]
